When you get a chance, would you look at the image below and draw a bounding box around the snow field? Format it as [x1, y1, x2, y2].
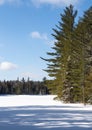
[0, 95, 92, 130]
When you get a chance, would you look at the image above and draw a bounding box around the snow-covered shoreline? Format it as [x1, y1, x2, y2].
[0, 95, 61, 107]
[0, 95, 92, 109]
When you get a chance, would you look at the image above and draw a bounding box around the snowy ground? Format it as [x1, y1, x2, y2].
[0, 95, 92, 130]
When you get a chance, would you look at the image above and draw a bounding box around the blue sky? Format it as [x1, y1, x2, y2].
[0, 0, 92, 81]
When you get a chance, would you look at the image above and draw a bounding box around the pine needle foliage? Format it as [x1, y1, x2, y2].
[41, 5, 92, 104]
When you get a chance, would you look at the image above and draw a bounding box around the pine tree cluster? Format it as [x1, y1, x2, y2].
[42, 5, 92, 104]
[0, 78, 49, 95]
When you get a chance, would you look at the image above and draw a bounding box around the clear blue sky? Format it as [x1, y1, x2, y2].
[0, 0, 92, 81]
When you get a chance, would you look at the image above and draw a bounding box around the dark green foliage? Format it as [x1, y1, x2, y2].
[0, 78, 49, 95]
[42, 5, 92, 104]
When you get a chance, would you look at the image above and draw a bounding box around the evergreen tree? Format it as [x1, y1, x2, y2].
[78, 6, 92, 104]
[41, 5, 78, 102]
[42, 5, 92, 104]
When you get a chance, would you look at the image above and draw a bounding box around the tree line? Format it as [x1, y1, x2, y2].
[42, 5, 92, 104]
[0, 78, 49, 95]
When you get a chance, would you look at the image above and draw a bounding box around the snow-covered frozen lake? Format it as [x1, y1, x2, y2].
[0, 95, 92, 130]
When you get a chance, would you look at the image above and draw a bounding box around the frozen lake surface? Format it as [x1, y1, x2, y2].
[0, 95, 92, 130]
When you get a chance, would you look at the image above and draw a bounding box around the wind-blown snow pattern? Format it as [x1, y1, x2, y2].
[0, 95, 92, 130]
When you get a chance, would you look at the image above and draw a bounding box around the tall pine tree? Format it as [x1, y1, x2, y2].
[41, 5, 78, 102]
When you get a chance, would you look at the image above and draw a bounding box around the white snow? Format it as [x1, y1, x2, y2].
[0, 95, 92, 130]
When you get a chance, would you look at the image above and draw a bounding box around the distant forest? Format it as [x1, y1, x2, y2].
[0, 77, 49, 95]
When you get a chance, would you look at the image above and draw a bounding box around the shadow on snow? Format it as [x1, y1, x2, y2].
[0, 105, 92, 130]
